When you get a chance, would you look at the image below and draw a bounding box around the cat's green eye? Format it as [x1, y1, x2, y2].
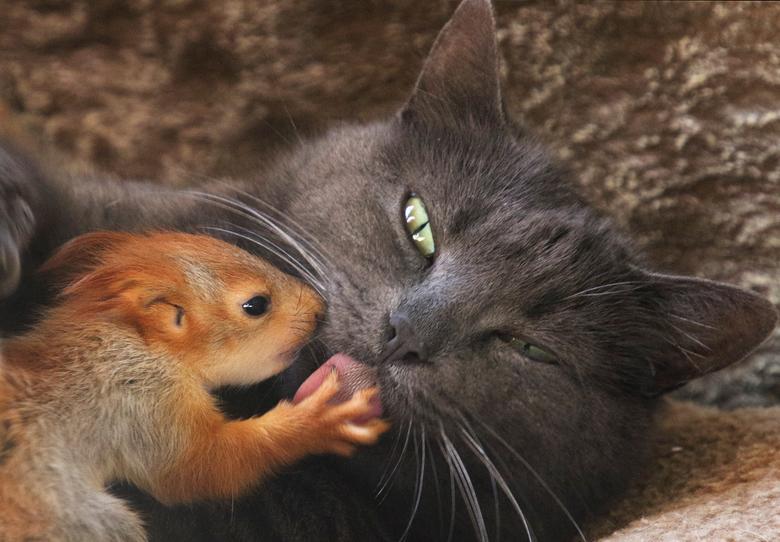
[509, 337, 558, 364]
[403, 195, 435, 258]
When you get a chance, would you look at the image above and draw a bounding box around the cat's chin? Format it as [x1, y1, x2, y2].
[293, 353, 383, 423]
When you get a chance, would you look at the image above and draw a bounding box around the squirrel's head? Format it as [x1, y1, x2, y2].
[40, 231, 323, 387]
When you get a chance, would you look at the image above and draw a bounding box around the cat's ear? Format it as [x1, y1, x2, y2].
[38, 231, 132, 288]
[401, 0, 504, 126]
[642, 272, 777, 394]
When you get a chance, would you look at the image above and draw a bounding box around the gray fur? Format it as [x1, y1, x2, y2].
[2, 328, 181, 541]
[0, 1, 776, 541]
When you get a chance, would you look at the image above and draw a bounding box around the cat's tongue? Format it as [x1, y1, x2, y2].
[293, 353, 382, 423]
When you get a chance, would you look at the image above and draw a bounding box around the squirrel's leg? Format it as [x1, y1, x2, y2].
[150, 372, 388, 504]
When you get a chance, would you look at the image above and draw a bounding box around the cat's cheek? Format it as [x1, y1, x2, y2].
[487, 347, 538, 375]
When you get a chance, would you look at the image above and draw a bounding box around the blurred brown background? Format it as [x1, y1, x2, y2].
[1, 0, 778, 406]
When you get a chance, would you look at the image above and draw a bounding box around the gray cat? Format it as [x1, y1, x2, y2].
[0, 0, 776, 541]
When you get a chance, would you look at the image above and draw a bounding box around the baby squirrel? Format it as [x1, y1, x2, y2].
[0, 231, 388, 542]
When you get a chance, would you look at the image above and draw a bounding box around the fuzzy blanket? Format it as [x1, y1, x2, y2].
[592, 400, 780, 541]
[1, 1, 778, 539]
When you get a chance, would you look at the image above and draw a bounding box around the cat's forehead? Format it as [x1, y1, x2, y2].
[305, 122, 636, 290]
[446, 207, 633, 289]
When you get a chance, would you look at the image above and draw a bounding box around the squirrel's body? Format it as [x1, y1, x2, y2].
[1, 319, 185, 541]
[0, 232, 387, 542]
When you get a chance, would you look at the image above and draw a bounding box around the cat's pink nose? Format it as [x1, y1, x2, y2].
[381, 312, 428, 363]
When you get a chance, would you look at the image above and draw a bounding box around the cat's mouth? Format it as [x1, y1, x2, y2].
[293, 353, 383, 423]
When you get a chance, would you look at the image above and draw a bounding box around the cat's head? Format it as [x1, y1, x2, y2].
[258, 0, 777, 539]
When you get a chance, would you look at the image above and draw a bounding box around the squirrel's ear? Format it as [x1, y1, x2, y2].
[401, 0, 504, 127]
[38, 231, 131, 287]
[641, 272, 777, 394]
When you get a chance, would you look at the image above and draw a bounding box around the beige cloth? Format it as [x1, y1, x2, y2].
[1, 2, 778, 538]
[592, 400, 780, 541]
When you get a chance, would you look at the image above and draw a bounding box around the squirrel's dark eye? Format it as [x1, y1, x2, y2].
[242, 295, 270, 317]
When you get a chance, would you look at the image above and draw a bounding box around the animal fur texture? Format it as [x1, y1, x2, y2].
[3, 0, 777, 409]
[0, 232, 386, 541]
[593, 400, 780, 541]
[0, 0, 777, 540]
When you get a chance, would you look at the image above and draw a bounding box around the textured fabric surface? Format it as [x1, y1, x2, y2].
[1, 1, 777, 407]
[591, 400, 780, 541]
[1, 1, 778, 539]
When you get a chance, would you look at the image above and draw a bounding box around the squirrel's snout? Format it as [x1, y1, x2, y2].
[296, 285, 325, 321]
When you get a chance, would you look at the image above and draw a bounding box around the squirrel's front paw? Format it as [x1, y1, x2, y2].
[297, 371, 390, 457]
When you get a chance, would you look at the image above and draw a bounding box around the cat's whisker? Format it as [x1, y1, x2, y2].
[570, 287, 645, 299]
[375, 421, 405, 494]
[208, 221, 324, 293]
[470, 434, 501, 542]
[662, 336, 704, 371]
[472, 418, 588, 542]
[282, 104, 306, 147]
[164, 187, 322, 271]
[458, 423, 533, 542]
[376, 420, 414, 501]
[670, 313, 717, 330]
[206, 223, 319, 288]
[679, 344, 704, 368]
[444, 434, 457, 542]
[261, 117, 295, 146]
[172, 189, 329, 285]
[669, 323, 712, 352]
[425, 429, 446, 538]
[561, 280, 645, 301]
[222, 184, 338, 271]
[217, 221, 326, 293]
[490, 468, 500, 542]
[398, 426, 425, 542]
[195, 189, 332, 276]
[420, 389, 537, 541]
[440, 427, 489, 542]
[185, 190, 330, 284]
[202, 226, 325, 298]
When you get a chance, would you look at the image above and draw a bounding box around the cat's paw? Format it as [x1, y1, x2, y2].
[0, 145, 38, 298]
[296, 371, 390, 457]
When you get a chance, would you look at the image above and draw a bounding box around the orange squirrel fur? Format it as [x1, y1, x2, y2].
[0, 231, 388, 542]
